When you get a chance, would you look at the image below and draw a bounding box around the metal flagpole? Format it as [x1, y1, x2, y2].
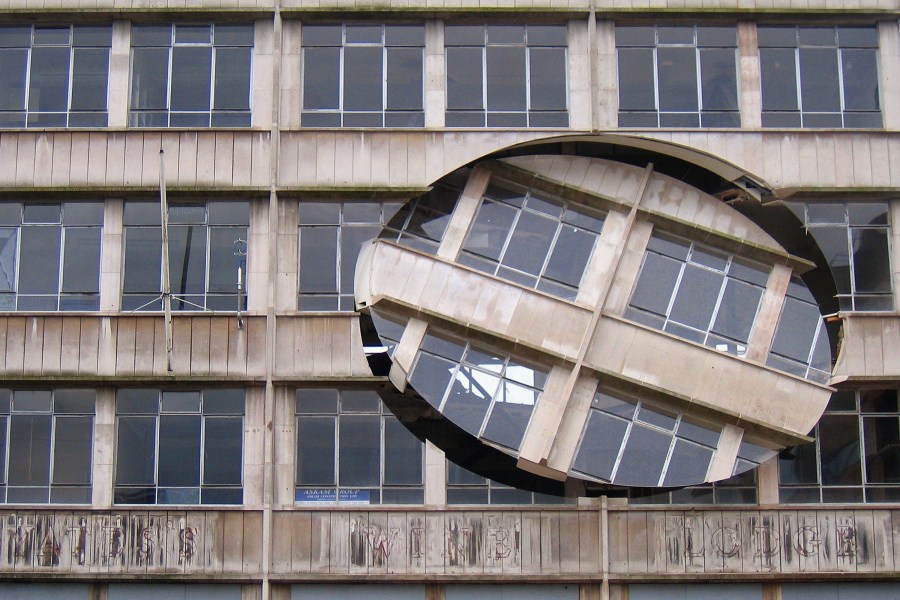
[160, 149, 174, 372]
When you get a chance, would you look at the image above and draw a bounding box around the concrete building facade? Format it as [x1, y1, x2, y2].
[0, 1, 898, 599]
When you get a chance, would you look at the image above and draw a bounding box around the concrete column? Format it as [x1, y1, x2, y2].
[738, 21, 762, 129]
[108, 21, 130, 128]
[595, 19, 617, 129]
[280, 20, 303, 130]
[878, 19, 900, 130]
[891, 199, 900, 311]
[91, 388, 116, 507]
[253, 19, 276, 130]
[244, 386, 267, 507]
[274, 387, 298, 507]
[274, 198, 299, 313]
[568, 17, 592, 131]
[424, 441, 447, 507]
[757, 456, 780, 505]
[425, 20, 445, 128]
[100, 199, 123, 312]
[248, 198, 272, 313]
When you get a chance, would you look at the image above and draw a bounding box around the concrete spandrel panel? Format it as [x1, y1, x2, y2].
[357, 155, 833, 495]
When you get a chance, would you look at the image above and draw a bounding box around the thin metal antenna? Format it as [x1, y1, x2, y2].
[160, 149, 174, 372]
[234, 238, 247, 330]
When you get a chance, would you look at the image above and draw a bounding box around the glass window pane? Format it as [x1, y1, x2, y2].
[668, 265, 723, 331]
[760, 48, 798, 112]
[486, 46, 526, 111]
[116, 416, 156, 485]
[61, 227, 101, 294]
[657, 47, 698, 112]
[842, 48, 879, 112]
[0, 48, 27, 112]
[441, 367, 499, 437]
[338, 415, 380, 486]
[344, 47, 383, 112]
[208, 226, 244, 294]
[171, 47, 212, 112]
[71, 48, 109, 112]
[852, 228, 892, 294]
[383, 418, 422, 485]
[482, 381, 538, 450]
[214, 47, 251, 111]
[340, 225, 380, 294]
[303, 47, 340, 110]
[131, 48, 169, 110]
[614, 424, 671, 486]
[529, 47, 567, 111]
[447, 47, 483, 110]
[19, 226, 61, 295]
[819, 414, 862, 485]
[204, 417, 242, 485]
[0, 229, 18, 292]
[28, 46, 70, 112]
[799, 48, 841, 112]
[711, 279, 762, 342]
[501, 211, 556, 276]
[124, 227, 162, 293]
[573, 411, 628, 481]
[158, 415, 201, 486]
[663, 439, 713, 487]
[386, 47, 423, 111]
[699, 47, 738, 111]
[544, 225, 595, 287]
[408, 353, 456, 410]
[168, 225, 207, 296]
[52, 415, 92, 485]
[299, 226, 338, 293]
[7, 414, 51, 486]
[864, 416, 900, 484]
[617, 49, 656, 112]
[630, 252, 681, 316]
[462, 200, 517, 261]
[296, 416, 336, 485]
[770, 297, 821, 362]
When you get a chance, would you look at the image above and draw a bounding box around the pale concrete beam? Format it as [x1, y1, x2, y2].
[738, 21, 762, 129]
[100, 198, 124, 312]
[746, 262, 791, 363]
[707, 423, 743, 482]
[425, 20, 446, 129]
[436, 165, 491, 260]
[389, 318, 428, 392]
[879, 19, 900, 130]
[108, 21, 130, 128]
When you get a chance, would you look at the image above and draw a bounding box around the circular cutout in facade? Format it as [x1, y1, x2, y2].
[356, 155, 833, 492]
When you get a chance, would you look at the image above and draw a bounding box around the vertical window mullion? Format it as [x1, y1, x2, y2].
[836, 46, 847, 126]
[704, 261, 732, 344]
[793, 45, 803, 124]
[66, 39, 76, 125]
[494, 203, 523, 274]
[652, 45, 661, 126]
[57, 224, 66, 309]
[24, 44, 34, 120]
[661, 256, 689, 328]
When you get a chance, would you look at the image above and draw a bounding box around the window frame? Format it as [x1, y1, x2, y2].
[114, 388, 245, 505]
[0, 201, 104, 311]
[615, 24, 741, 128]
[0, 25, 112, 128]
[298, 200, 403, 311]
[301, 23, 426, 128]
[129, 24, 254, 128]
[758, 25, 883, 128]
[0, 389, 95, 504]
[444, 23, 569, 128]
[294, 388, 425, 505]
[121, 200, 250, 312]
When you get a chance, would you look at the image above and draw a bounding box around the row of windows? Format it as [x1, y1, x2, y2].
[15, 385, 900, 506]
[0, 386, 565, 506]
[0, 22, 887, 130]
